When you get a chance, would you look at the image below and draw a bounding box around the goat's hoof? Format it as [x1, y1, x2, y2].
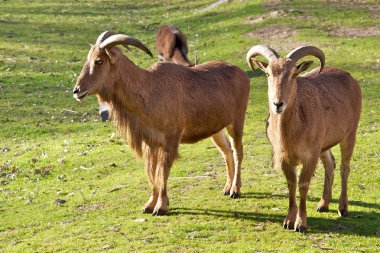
[152, 209, 168, 216]
[223, 191, 230, 196]
[230, 192, 240, 199]
[283, 222, 294, 230]
[338, 209, 348, 217]
[142, 208, 153, 214]
[316, 206, 329, 213]
[295, 226, 307, 233]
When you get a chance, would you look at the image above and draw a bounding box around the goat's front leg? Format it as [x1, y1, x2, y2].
[152, 145, 178, 215]
[143, 147, 158, 213]
[281, 161, 297, 230]
[295, 157, 318, 232]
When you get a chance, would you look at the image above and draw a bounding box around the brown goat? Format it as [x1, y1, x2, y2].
[73, 32, 250, 215]
[246, 45, 362, 232]
[98, 26, 194, 122]
[155, 25, 195, 66]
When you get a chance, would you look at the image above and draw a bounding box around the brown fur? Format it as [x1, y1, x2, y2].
[74, 38, 250, 215]
[250, 51, 362, 232]
[155, 25, 192, 66]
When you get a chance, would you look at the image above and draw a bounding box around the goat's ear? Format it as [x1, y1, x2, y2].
[295, 60, 313, 75]
[251, 59, 268, 73]
[105, 48, 117, 64]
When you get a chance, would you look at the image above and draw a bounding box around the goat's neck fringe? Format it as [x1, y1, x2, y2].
[110, 100, 164, 159]
[108, 62, 167, 160]
[106, 56, 153, 159]
[271, 132, 284, 170]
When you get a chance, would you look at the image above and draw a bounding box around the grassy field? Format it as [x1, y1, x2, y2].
[0, 0, 379, 252]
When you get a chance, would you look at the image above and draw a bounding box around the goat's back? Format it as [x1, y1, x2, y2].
[298, 67, 362, 149]
[148, 61, 250, 142]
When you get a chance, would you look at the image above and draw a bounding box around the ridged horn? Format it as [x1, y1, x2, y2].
[96, 31, 116, 45]
[286, 46, 325, 74]
[246, 45, 280, 71]
[99, 34, 153, 58]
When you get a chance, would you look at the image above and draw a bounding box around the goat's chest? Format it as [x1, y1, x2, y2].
[267, 121, 307, 164]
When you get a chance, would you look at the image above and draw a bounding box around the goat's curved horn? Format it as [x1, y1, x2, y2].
[96, 31, 116, 45]
[286, 46, 325, 74]
[99, 34, 153, 58]
[246, 45, 280, 71]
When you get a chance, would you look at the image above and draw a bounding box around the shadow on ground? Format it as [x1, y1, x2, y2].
[169, 192, 379, 237]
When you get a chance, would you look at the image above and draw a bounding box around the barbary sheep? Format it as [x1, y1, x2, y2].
[97, 26, 195, 122]
[155, 25, 196, 66]
[73, 31, 250, 215]
[246, 45, 362, 232]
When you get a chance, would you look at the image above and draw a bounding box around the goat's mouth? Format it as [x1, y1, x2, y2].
[275, 108, 284, 114]
[74, 91, 88, 101]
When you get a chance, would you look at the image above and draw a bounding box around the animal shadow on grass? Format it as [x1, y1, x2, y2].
[244, 191, 380, 210]
[170, 192, 379, 237]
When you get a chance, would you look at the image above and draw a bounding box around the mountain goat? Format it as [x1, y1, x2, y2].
[73, 32, 250, 215]
[246, 45, 362, 232]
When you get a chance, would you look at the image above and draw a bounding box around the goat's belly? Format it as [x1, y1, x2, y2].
[321, 139, 341, 152]
[180, 128, 224, 144]
[180, 115, 231, 143]
[321, 126, 347, 151]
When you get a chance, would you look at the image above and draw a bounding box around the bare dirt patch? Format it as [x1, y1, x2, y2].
[245, 9, 309, 24]
[326, 26, 380, 37]
[197, 0, 231, 13]
[244, 25, 320, 52]
[263, 0, 293, 8]
[255, 38, 332, 54]
[325, 0, 373, 4]
[246, 25, 297, 39]
[77, 203, 104, 211]
[245, 24, 332, 53]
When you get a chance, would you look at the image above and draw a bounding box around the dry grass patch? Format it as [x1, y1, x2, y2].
[246, 25, 297, 39]
[326, 26, 380, 37]
[245, 9, 310, 24]
[77, 203, 104, 211]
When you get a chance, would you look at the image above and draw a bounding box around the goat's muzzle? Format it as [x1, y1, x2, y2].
[273, 101, 285, 114]
[73, 86, 88, 101]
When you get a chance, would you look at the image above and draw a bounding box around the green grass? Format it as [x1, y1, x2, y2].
[0, 0, 379, 252]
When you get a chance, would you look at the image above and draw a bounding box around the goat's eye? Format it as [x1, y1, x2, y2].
[95, 59, 103, 65]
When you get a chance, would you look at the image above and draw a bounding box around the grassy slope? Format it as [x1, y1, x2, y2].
[0, 0, 379, 252]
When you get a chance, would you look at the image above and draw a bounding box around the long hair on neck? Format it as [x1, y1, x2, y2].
[107, 55, 163, 159]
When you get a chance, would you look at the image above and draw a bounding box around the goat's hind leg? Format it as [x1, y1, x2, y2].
[317, 149, 336, 212]
[211, 130, 235, 196]
[226, 123, 244, 198]
[338, 134, 356, 217]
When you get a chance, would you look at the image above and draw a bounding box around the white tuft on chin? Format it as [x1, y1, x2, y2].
[73, 91, 88, 101]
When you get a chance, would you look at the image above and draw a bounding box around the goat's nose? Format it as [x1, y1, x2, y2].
[73, 87, 80, 94]
[273, 101, 284, 108]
